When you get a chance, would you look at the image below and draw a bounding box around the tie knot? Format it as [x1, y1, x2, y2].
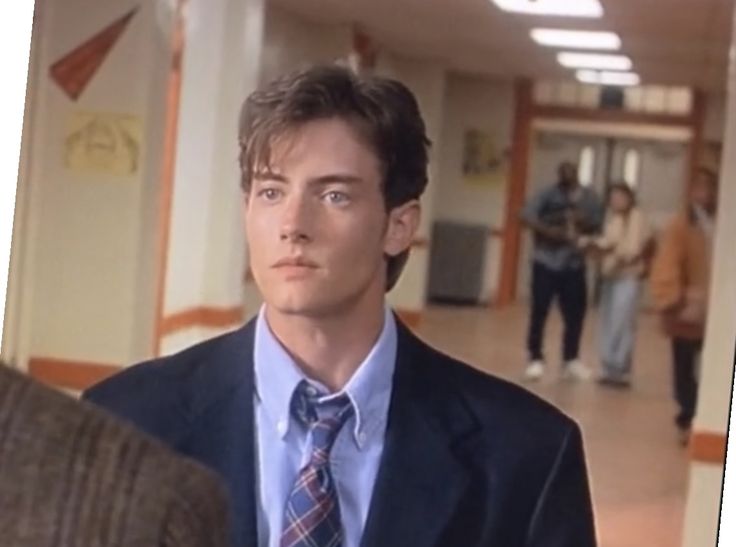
[291, 381, 353, 463]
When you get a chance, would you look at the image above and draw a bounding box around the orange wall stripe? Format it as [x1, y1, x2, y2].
[690, 430, 728, 465]
[497, 78, 533, 307]
[153, 0, 187, 356]
[159, 306, 244, 338]
[29, 357, 121, 392]
[410, 237, 429, 249]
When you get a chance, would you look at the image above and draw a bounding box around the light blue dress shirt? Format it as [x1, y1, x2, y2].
[253, 304, 397, 547]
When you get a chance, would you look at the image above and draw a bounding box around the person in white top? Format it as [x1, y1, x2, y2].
[579, 183, 654, 388]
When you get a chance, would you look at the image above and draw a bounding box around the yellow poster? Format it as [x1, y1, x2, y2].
[461, 129, 506, 187]
[64, 111, 142, 176]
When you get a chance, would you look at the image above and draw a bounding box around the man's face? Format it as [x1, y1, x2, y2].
[609, 188, 632, 213]
[690, 173, 718, 212]
[558, 163, 578, 187]
[244, 118, 418, 318]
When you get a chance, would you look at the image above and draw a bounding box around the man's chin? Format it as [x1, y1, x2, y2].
[265, 296, 328, 318]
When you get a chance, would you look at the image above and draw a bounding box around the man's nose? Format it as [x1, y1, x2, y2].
[279, 194, 313, 243]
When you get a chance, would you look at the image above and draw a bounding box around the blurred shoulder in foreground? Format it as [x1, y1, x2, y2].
[0, 363, 231, 547]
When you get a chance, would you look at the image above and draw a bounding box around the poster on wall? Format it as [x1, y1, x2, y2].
[63, 111, 142, 176]
[461, 129, 507, 187]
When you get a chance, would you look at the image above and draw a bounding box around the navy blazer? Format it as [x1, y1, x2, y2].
[85, 317, 597, 547]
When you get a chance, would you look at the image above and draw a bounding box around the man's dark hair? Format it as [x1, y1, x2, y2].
[238, 65, 431, 291]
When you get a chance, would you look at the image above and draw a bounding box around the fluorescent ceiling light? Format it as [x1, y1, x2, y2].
[492, 0, 603, 18]
[531, 29, 621, 50]
[558, 52, 632, 70]
[576, 70, 641, 86]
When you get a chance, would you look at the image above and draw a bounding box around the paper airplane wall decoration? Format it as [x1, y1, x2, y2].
[50, 6, 139, 101]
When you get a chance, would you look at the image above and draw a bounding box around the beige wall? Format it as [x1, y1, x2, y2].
[435, 74, 514, 300]
[260, 5, 351, 85]
[8, 0, 171, 367]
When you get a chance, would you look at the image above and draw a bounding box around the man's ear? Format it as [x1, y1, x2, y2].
[384, 200, 421, 257]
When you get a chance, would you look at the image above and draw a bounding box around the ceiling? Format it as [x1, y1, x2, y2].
[271, 0, 734, 90]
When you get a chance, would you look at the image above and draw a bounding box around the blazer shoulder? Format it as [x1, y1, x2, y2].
[84, 324, 252, 440]
[413, 336, 577, 440]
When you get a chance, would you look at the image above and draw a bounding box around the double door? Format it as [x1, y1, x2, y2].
[518, 131, 687, 302]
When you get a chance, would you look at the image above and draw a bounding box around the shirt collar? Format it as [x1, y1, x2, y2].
[253, 304, 397, 450]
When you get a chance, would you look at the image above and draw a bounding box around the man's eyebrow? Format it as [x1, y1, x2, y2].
[252, 171, 288, 182]
[308, 174, 364, 185]
[251, 172, 365, 185]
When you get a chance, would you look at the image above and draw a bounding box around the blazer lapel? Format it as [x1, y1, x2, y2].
[176, 320, 259, 547]
[360, 321, 479, 547]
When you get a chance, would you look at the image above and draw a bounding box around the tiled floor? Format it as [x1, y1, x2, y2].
[415, 304, 688, 547]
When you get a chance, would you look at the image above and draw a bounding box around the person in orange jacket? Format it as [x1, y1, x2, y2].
[649, 167, 719, 444]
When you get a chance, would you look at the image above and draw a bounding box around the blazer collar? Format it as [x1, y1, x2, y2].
[176, 319, 259, 547]
[360, 317, 483, 547]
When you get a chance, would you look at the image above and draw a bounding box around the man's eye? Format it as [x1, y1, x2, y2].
[258, 188, 282, 200]
[323, 191, 349, 204]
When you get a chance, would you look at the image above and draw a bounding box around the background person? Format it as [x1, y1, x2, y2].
[579, 183, 654, 388]
[521, 161, 604, 382]
[649, 168, 719, 444]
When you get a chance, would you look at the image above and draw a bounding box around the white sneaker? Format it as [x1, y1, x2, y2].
[524, 360, 545, 382]
[562, 359, 592, 381]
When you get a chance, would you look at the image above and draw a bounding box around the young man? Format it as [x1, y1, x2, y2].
[86, 66, 596, 547]
[0, 362, 229, 547]
[650, 168, 719, 445]
[521, 162, 604, 382]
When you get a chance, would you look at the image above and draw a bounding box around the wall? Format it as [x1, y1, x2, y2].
[259, 5, 351, 86]
[9, 0, 171, 368]
[435, 74, 514, 301]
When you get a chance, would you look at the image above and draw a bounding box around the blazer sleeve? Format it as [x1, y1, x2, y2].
[525, 424, 597, 547]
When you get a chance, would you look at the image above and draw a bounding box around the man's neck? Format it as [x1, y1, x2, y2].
[264, 297, 386, 393]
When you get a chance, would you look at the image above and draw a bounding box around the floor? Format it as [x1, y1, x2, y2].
[415, 304, 688, 547]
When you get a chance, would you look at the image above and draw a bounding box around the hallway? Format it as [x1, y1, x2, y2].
[417, 304, 688, 547]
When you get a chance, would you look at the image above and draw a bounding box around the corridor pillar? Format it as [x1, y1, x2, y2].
[156, 0, 266, 355]
[681, 5, 736, 545]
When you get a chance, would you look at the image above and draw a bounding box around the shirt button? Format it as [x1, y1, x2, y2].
[277, 420, 287, 435]
[358, 432, 367, 444]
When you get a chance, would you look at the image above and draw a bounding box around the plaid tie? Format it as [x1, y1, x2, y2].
[280, 381, 354, 547]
